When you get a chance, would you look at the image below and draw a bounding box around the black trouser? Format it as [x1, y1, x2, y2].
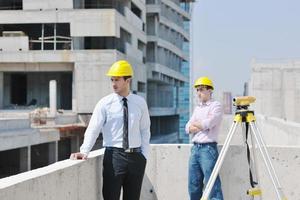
[102, 148, 147, 200]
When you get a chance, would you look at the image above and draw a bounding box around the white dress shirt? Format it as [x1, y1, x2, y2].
[80, 93, 151, 158]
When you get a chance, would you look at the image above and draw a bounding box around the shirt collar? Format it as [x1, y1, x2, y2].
[199, 99, 213, 106]
[115, 92, 132, 102]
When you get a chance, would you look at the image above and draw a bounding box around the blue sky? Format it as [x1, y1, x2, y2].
[191, 0, 300, 95]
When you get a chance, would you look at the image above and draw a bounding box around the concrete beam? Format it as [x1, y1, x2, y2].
[48, 142, 58, 164]
[19, 146, 31, 172]
[0, 128, 59, 152]
[23, 0, 73, 10]
[70, 136, 80, 153]
[0, 50, 117, 63]
[0, 72, 3, 109]
[49, 80, 57, 117]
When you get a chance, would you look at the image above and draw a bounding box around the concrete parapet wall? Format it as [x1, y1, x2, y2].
[0, 36, 29, 51]
[23, 0, 73, 10]
[0, 145, 298, 200]
[219, 114, 300, 146]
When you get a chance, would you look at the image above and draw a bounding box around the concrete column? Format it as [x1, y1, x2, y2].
[48, 141, 58, 164]
[72, 69, 76, 112]
[72, 37, 84, 50]
[41, 24, 44, 50]
[49, 80, 57, 117]
[19, 146, 31, 172]
[54, 23, 57, 50]
[157, 117, 161, 134]
[71, 135, 80, 153]
[155, 15, 158, 35]
[175, 86, 179, 108]
[73, 0, 84, 9]
[0, 72, 3, 109]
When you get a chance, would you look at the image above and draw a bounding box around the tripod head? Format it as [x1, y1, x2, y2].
[233, 96, 256, 110]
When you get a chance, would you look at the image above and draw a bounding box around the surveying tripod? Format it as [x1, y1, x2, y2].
[200, 96, 287, 200]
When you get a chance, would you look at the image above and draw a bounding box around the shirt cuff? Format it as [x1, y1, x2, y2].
[80, 149, 89, 156]
[185, 123, 191, 134]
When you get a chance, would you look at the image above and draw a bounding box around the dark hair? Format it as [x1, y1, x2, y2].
[123, 76, 132, 80]
[206, 86, 213, 90]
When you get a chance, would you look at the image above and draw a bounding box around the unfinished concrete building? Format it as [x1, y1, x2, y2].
[0, 0, 148, 177]
[249, 58, 300, 123]
[0, 0, 194, 178]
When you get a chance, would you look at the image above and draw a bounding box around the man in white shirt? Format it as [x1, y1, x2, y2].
[70, 60, 151, 200]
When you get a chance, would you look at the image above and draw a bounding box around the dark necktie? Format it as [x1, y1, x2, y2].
[122, 97, 129, 149]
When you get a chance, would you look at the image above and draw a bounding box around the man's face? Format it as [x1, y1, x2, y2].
[196, 85, 212, 102]
[111, 76, 130, 94]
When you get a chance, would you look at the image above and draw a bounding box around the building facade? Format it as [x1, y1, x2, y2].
[0, 0, 193, 177]
[146, 0, 193, 143]
[250, 58, 300, 122]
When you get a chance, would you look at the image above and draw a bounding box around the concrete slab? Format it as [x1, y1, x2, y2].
[0, 128, 59, 151]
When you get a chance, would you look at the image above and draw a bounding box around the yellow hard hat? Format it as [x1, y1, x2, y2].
[194, 76, 214, 89]
[106, 60, 134, 77]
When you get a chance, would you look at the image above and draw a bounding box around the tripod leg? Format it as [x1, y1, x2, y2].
[200, 122, 239, 200]
[249, 127, 260, 181]
[248, 125, 262, 200]
[249, 122, 287, 200]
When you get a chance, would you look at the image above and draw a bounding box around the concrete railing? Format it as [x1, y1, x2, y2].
[0, 145, 299, 200]
[219, 114, 300, 146]
[0, 36, 29, 52]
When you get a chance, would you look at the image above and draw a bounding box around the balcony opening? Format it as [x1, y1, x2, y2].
[131, 2, 142, 19]
[0, 23, 71, 51]
[31, 143, 49, 170]
[72, 36, 125, 53]
[180, 1, 191, 12]
[3, 72, 72, 110]
[83, 37, 116, 49]
[138, 81, 146, 93]
[146, 42, 155, 62]
[138, 40, 146, 63]
[0, 149, 20, 178]
[11, 73, 27, 106]
[73, 0, 125, 15]
[146, 15, 156, 35]
[146, 0, 156, 4]
[150, 115, 180, 143]
[120, 28, 132, 44]
[147, 82, 175, 107]
[0, 0, 22, 10]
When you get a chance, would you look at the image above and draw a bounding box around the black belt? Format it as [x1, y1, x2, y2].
[193, 142, 217, 147]
[105, 147, 142, 153]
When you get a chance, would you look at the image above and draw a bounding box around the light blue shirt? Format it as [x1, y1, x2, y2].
[80, 93, 151, 158]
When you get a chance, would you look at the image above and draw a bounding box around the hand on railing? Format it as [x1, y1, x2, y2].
[69, 152, 88, 160]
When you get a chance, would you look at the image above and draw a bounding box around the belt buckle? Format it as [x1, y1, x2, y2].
[125, 148, 133, 153]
